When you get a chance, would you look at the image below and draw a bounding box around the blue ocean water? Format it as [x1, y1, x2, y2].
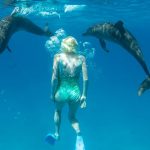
[0, 0, 150, 150]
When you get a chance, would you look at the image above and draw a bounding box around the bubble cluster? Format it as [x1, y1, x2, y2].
[45, 28, 67, 55]
[64, 4, 86, 13]
[45, 28, 96, 63]
[80, 41, 95, 60]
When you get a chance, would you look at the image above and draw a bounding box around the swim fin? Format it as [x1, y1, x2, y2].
[75, 135, 85, 150]
[45, 133, 59, 145]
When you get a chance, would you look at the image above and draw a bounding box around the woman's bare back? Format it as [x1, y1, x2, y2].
[57, 53, 84, 79]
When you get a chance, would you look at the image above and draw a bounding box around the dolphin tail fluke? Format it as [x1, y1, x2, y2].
[138, 86, 144, 96]
[138, 77, 150, 96]
[99, 38, 109, 52]
[138, 78, 145, 96]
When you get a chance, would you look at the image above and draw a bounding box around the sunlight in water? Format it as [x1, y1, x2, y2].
[75, 136, 85, 150]
[8, 2, 87, 17]
[64, 4, 86, 13]
[11, 4, 60, 17]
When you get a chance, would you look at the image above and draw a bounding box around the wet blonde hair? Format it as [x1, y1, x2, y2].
[61, 36, 78, 53]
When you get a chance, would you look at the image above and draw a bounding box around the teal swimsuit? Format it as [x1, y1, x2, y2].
[55, 78, 80, 103]
[54, 57, 81, 103]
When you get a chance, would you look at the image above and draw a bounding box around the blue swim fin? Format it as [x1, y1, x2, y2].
[45, 133, 59, 145]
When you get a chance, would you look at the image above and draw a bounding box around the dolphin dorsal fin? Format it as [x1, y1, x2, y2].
[114, 20, 125, 35]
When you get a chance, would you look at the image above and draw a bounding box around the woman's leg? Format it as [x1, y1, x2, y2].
[54, 102, 65, 138]
[68, 101, 81, 135]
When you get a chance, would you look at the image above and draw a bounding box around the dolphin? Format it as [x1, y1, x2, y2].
[138, 77, 150, 96]
[0, 10, 53, 54]
[83, 20, 150, 76]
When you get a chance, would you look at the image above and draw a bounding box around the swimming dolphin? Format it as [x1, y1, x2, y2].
[0, 12, 52, 54]
[138, 77, 150, 96]
[83, 20, 150, 76]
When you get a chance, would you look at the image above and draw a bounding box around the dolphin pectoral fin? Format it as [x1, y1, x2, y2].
[114, 20, 126, 36]
[99, 39, 109, 52]
[7, 46, 12, 53]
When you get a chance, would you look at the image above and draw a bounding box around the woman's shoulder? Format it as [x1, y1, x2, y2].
[77, 54, 86, 61]
[54, 53, 61, 62]
[54, 53, 63, 58]
[54, 53, 66, 61]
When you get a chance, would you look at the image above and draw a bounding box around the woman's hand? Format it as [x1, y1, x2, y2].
[80, 95, 86, 109]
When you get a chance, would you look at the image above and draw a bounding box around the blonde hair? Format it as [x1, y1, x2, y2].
[61, 36, 78, 53]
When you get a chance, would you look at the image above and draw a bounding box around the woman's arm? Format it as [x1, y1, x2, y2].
[82, 56, 88, 97]
[51, 54, 59, 101]
[80, 56, 88, 108]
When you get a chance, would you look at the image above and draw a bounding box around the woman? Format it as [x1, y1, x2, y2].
[46, 36, 88, 145]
